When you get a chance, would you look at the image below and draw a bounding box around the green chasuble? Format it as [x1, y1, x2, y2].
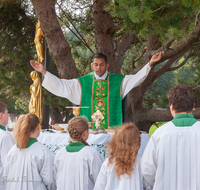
[172, 113, 197, 127]
[66, 141, 86, 152]
[0, 125, 6, 131]
[78, 72, 124, 129]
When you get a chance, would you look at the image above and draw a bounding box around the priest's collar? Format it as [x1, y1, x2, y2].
[94, 70, 108, 80]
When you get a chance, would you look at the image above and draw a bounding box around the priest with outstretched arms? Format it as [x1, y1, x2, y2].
[30, 52, 162, 129]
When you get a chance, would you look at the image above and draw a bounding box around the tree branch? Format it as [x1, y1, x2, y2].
[131, 47, 147, 69]
[193, 85, 200, 91]
[163, 38, 175, 49]
[148, 21, 200, 66]
[167, 53, 192, 72]
[107, 0, 134, 12]
[115, 33, 135, 68]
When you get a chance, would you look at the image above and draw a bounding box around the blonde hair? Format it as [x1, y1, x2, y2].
[68, 117, 89, 146]
[13, 113, 40, 150]
[108, 123, 141, 179]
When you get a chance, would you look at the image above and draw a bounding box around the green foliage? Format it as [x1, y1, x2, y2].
[105, 0, 199, 40]
[0, 2, 35, 108]
[143, 57, 196, 109]
[149, 121, 166, 136]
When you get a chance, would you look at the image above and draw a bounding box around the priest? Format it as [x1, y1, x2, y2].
[140, 85, 200, 190]
[30, 52, 162, 129]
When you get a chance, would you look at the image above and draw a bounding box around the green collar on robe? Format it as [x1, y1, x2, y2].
[17, 137, 38, 149]
[172, 113, 197, 127]
[26, 137, 38, 148]
[0, 125, 6, 131]
[66, 141, 86, 152]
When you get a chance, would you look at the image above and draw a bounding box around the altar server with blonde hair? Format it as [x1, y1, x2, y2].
[4, 113, 56, 190]
[93, 123, 150, 190]
[54, 116, 104, 190]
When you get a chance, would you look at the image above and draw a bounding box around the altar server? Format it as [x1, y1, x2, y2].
[54, 117, 104, 190]
[0, 102, 14, 189]
[4, 113, 56, 190]
[93, 123, 150, 190]
[140, 85, 200, 190]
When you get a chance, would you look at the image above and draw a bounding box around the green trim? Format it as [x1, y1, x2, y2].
[65, 141, 86, 152]
[25, 137, 38, 148]
[93, 80, 108, 129]
[0, 125, 6, 131]
[172, 113, 197, 127]
[78, 72, 124, 128]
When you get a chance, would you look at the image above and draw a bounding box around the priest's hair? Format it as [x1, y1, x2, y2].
[107, 123, 141, 179]
[68, 117, 89, 146]
[13, 113, 40, 150]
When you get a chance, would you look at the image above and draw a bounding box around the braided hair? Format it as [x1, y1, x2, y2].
[68, 117, 89, 146]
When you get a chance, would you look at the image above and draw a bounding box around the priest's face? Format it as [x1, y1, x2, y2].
[92, 58, 109, 77]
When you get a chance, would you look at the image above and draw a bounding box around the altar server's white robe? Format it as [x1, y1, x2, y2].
[140, 121, 200, 190]
[4, 142, 56, 190]
[54, 146, 104, 190]
[93, 157, 150, 190]
[0, 129, 14, 189]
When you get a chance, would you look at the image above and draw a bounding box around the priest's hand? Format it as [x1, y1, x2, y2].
[30, 60, 47, 75]
[148, 52, 163, 67]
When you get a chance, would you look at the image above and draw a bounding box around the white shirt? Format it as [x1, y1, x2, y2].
[94, 157, 147, 190]
[54, 146, 104, 190]
[4, 142, 56, 190]
[42, 64, 151, 105]
[140, 121, 200, 190]
[0, 129, 14, 189]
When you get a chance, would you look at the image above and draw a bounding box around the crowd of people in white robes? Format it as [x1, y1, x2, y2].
[0, 84, 200, 190]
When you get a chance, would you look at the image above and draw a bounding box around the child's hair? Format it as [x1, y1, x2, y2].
[107, 123, 141, 179]
[0, 101, 7, 113]
[68, 117, 89, 146]
[13, 113, 40, 150]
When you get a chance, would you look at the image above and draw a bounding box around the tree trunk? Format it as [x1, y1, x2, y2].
[49, 107, 64, 124]
[30, 0, 79, 79]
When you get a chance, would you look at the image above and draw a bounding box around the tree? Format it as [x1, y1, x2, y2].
[1, 0, 200, 131]
[0, 2, 36, 114]
[29, 0, 200, 131]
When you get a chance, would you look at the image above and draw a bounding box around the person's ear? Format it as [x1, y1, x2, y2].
[82, 130, 87, 137]
[37, 123, 40, 130]
[170, 104, 174, 111]
[0, 112, 3, 119]
[106, 63, 109, 70]
[91, 63, 95, 71]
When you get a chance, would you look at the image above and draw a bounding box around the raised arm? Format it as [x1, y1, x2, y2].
[30, 60, 47, 75]
[121, 52, 163, 98]
[148, 52, 163, 67]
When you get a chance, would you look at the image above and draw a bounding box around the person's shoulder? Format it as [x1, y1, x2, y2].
[151, 121, 174, 137]
[109, 72, 124, 79]
[78, 72, 93, 80]
[32, 141, 53, 155]
[55, 146, 66, 155]
[81, 146, 102, 157]
[0, 130, 13, 140]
